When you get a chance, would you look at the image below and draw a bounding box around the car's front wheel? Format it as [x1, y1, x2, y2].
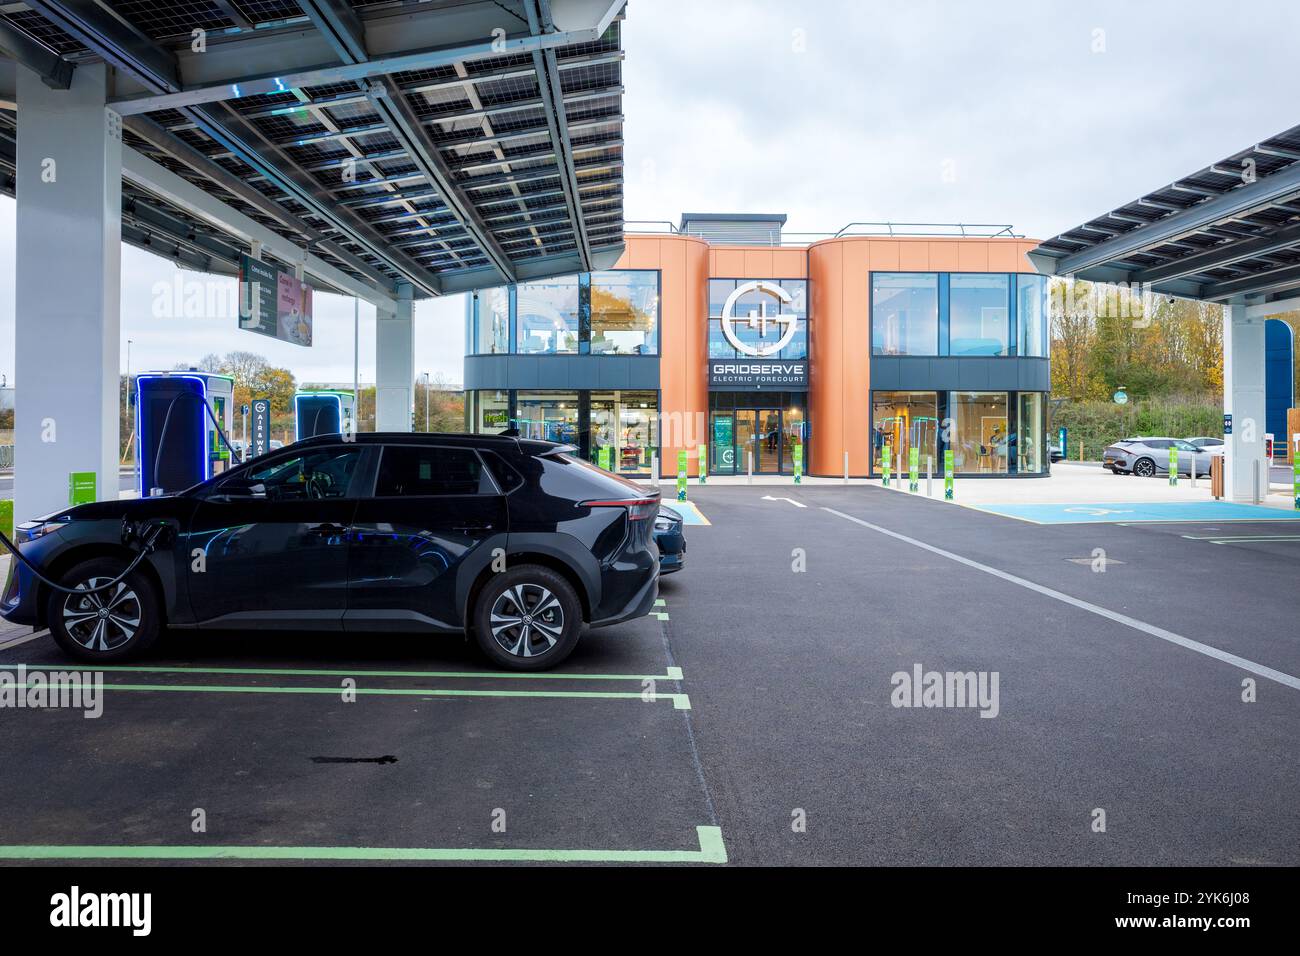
[46, 557, 162, 662]
[1132, 457, 1156, 478]
[472, 565, 582, 670]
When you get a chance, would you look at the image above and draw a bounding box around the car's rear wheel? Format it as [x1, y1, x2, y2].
[472, 565, 581, 671]
[46, 557, 161, 663]
[1132, 457, 1156, 478]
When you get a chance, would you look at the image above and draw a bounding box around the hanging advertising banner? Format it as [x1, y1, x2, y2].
[239, 254, 313, 347]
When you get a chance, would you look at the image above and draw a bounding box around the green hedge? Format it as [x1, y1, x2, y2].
[1051, 399, 1221, 461]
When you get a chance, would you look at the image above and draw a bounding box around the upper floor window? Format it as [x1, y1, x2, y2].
[590, 271, 659, 355]
[949, 274, 1010, 356]
[516, 276, 580, 354]
[1017, 274, 1048, 358]
[472, 287, 509, 355]
[872, 273, 938, 356]
[708, 279, 808, 359]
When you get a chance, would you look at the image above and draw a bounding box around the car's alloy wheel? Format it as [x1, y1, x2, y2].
[46, 557, 161, 663]
[62, 578, 141, 652]
[473, 564, 582, 670]
[1133, 457, 1156, 478]
[490, 583, 564, 659]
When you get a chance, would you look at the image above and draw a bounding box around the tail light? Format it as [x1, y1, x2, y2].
[579, 497, 660, 521]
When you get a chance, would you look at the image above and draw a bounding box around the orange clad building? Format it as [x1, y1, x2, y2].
[465, 215, 1050, 479]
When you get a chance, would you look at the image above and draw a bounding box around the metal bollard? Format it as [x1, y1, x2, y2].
[747, 450, 753, 485]
[651, 453, 659, 488]
[926, 455, 933, 497]
[843, 451, 849, 485]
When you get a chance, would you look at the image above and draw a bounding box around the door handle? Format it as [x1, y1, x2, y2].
[307, 522, 348, 535]
[453, 523, 493, 533]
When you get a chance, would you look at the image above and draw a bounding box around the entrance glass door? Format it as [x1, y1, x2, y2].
[755, 409, 781, 473]
[710, 412, 738, 475]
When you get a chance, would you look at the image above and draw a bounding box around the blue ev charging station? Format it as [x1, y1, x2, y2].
[295, 390, 355, 440]
[134, 372, 235, 496]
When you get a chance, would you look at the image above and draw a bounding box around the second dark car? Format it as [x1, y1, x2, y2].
[1, 434, 661, 670]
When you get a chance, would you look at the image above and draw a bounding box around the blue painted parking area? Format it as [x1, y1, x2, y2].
[968, 501, 1300, 525]
[671, 501, 711, 525]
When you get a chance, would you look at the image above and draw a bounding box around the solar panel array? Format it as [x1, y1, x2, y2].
[0, 0, 627, 297]
[1033, 124, 1300, 301]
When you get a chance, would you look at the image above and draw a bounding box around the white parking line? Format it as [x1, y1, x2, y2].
[0, 629, 48, 652]
[822, 508, 1300, 693]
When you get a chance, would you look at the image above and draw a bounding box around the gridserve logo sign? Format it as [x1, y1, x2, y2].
[710, 280, 807, 388]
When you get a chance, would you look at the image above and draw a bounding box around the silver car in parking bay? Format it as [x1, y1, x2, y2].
[1102, 437, 1218, 477]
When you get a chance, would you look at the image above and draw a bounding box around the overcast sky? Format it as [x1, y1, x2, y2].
[3, 0, 1300, 389]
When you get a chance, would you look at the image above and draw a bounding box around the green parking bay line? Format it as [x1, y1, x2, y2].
[16, 680, 692, 709]
[0, 826, 727, 864]
[15, 663, 685, 683]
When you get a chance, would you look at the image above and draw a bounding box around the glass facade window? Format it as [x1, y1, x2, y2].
[949, 274, 1010, 356]
[473, 287, 509, 354]
[590, 390, 658, 474]
[516, 277, 580, 354]
[872, 273, 939, 355]
[1017, 392, 1044, 474]
[515, 391, 580, 444]
[1017, 274, 1049, 358]
[590, 271, 659, 355]
[871, 391, 940, 474]
[470, 390, 509, 435]
[951, 392, 1009, 474]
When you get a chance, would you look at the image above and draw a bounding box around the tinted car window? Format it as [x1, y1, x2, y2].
[1143, 439, 1169, 449]
[480, 450, 524, 493]
[375, 446, 496, 497]
[246, 447, 362, 499]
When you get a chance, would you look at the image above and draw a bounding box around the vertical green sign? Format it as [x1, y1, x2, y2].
[676, 449, 687, 502]
[943, 450, 954, 500]
[1293, 457, 1299, 510]
[881, 443, 891, 487]
[793, 443, 803, 484]
[68, 471, 96, 506]
[908, 447, 919, 492]
[598, 445, 612, 471]
[698, 444, 707, 484]
[1168, 446, 1178, 486]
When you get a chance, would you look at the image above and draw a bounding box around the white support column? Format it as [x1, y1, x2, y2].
[375, 283, 415, 432]
[1223, 297, 1267, 502]
[14, 64, 121, 523]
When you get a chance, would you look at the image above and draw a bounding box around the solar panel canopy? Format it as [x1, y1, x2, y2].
[0, 0, 628, 300]
[1030, 123, 1300, 305]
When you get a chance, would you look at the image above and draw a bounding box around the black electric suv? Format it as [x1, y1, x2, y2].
[1, 434, 661, 670]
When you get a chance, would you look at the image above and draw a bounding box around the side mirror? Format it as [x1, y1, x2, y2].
[215, 477, 266, 499]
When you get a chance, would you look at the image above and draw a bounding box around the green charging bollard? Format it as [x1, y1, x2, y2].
[676, 449, 687, 502]
[882, 443, 891, 487]
[1293, 457, 1299, 510]
[698, 444, 707, 484]
[598, 444, 612, 471]
[908, 447, 919, 492]
[944, 450, 954, 500]
[1168, 446, 1178, 486]
[793, 443, 803, 484]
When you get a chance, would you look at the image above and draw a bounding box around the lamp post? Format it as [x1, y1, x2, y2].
[422, 371, 431, 432]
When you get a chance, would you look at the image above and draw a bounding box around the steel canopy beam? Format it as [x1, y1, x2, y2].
[1135, 220, 1300, 284]
[108, 25, 620, 116]
[0, 17, 74, 89]
[26, 0, 178, 91]
[1050, 160, 1300, 277]
[123, 114, 397, 296]
[525, 0, 592, 272]
[121, 146, 394, 308]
